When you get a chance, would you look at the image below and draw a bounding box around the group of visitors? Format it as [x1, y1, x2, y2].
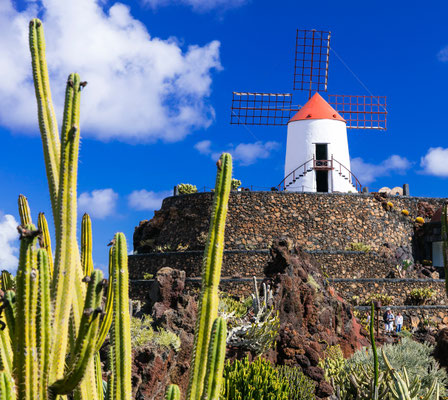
[383, 308, 403, 334]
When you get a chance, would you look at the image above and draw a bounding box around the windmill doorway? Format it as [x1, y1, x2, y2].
[315, 143, 329, 192]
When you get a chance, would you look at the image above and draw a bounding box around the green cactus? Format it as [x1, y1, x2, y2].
[221, 357, 290, 400]
[0, 17, 133, 400]
[370, 302, 379, 394]
[166, 385, 181, 400]
[442, 202, 448, 295]
[382, 348, 439, 400]
[187, 154, 232, 400]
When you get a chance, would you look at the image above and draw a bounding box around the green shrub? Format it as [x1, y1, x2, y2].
[363, 293, 393, 306]
[277, 365, 316, 400]
[220, 357, 290, 400]
[219, 293, 249, 318]
[130, 315, 181, 352]
[318, 345, 346, 383]
[177, 183, 197, 194]
[231, 178, 242, 190]
[345, 242, 371, 252]
[348, 337, 448, 397]
[142, 272, 154, 280]
[408, 287, 435, 305]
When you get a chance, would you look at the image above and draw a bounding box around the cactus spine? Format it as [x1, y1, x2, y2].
[186, 154, 232, 400]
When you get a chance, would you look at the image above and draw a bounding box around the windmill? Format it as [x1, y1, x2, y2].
[230, 29, 387, 193]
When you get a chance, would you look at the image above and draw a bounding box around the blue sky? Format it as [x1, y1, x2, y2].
[1, 0, 448, 270]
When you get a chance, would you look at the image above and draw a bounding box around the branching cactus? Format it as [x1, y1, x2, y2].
[0, 18, 132, 400]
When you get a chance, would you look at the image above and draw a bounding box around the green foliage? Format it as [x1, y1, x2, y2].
[345, 242, 371, 252]
[178, 183, 198, 194]
[142, 272, 154, 280]
[130, 315, 181, 352]
[219, 293, 248, 318]
[349, 337, 448, 397]
[231, 179, 242, 190]
[277, 365, 316, 400]
[408, 288, 435, 305]
[220, 357, 290, 400]
[319, 345, 347, 384]
[364, 293, 393, 306]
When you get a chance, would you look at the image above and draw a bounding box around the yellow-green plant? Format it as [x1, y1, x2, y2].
[178, 183, 198, 194]
[346, 242, 371, 252]
[0, 18, 132, 400]
[408, 288, 435, 305]
[415, 217, 425, 224]
[442, 202, 448, 296]
[401, 209, 409, 216]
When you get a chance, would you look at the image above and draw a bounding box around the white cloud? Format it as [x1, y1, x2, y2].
[194, 140, 280, 166]
[420, 147, 448, 177]
[0, 214, 19, 272]
[438, 47, 448, 62]
[143, 0, 247, 12]
[351, 155, 411, 184]
[128, 189, 171, 211]
[78, 189, 118, 219]
[0, 0, 221, 142]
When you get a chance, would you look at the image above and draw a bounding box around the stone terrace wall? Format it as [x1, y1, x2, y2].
[129, 250, 393, 280]
[133, 192, 444, 256]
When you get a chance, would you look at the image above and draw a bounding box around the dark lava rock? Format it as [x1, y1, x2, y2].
[433, 328, 448, 368]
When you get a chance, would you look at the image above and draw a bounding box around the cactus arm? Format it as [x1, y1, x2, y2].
[95, 354, 104, 400]
[38, 212, 54, 276]
[370, 302, 379, 391]
[95, 247, 114, 353]
[81, 214, 94, 277]
[29, 19, 61, 229]
[106, 348, 115, 400]
[187, 153, 232, 400]
[201, 317, 227, 400]
[110, 233, 132, 400]
[0, 371, 15, 400]
[50, 73, 82, 382]
[18, 195, 32, 226]
[14, 224, 39, 400]
[3, 292, 15, 341]
[37, 249, 51, 399]
[442, 202, 448, 296]
[165, 385, 181, 400]
[1, 272, 13, 292]
[50, 270, 104, 395]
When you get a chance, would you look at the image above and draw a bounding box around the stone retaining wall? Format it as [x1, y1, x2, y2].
[332, 278, 447, 306]
[129, 249, 390, 280]
[133, 192, 445, 255]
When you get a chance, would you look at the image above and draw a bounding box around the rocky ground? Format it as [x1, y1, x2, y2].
[131, 237, 369, 399]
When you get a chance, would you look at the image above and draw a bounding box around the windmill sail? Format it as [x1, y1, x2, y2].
[230, 92, 299, 126]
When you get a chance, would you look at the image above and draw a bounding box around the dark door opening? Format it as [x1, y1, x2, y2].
[315, 144, 329, 192]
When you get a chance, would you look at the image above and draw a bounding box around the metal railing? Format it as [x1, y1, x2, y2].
[277, 155, 362, 192]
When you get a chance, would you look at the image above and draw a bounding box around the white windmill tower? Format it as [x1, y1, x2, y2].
[230, 29, 387, 193]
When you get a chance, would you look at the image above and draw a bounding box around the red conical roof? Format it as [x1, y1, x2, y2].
[289, 92, 345, 123]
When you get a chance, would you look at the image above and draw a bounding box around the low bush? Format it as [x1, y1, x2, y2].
[345, 242, 371, 252]
[408, 287, 435, 305]
[415, 216, 425, 224]
[231, 178, 242, 190]
[130, 315, 181, 352]
[363, 293, 393, 306]
[401, 209, 409, 216]
[221, 357, 290, 400]
[177, 183, 197, 194]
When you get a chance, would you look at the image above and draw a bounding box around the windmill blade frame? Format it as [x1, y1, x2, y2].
[293, 29, 331, 96]
[328, 94, 387, 130]
[230, 92, 299, 126]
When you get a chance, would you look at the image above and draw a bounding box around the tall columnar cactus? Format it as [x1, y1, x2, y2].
[442, 202, 448, 295]
[186, 153, 232, 400]
[0, 17, 132, 400]
[370, 302, 379, 395]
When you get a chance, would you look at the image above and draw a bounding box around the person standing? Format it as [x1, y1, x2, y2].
[387, 309, 395, 334]
[395, 312, 403, 333]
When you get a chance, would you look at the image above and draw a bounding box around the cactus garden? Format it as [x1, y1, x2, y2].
[2, 5, 448, 400]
